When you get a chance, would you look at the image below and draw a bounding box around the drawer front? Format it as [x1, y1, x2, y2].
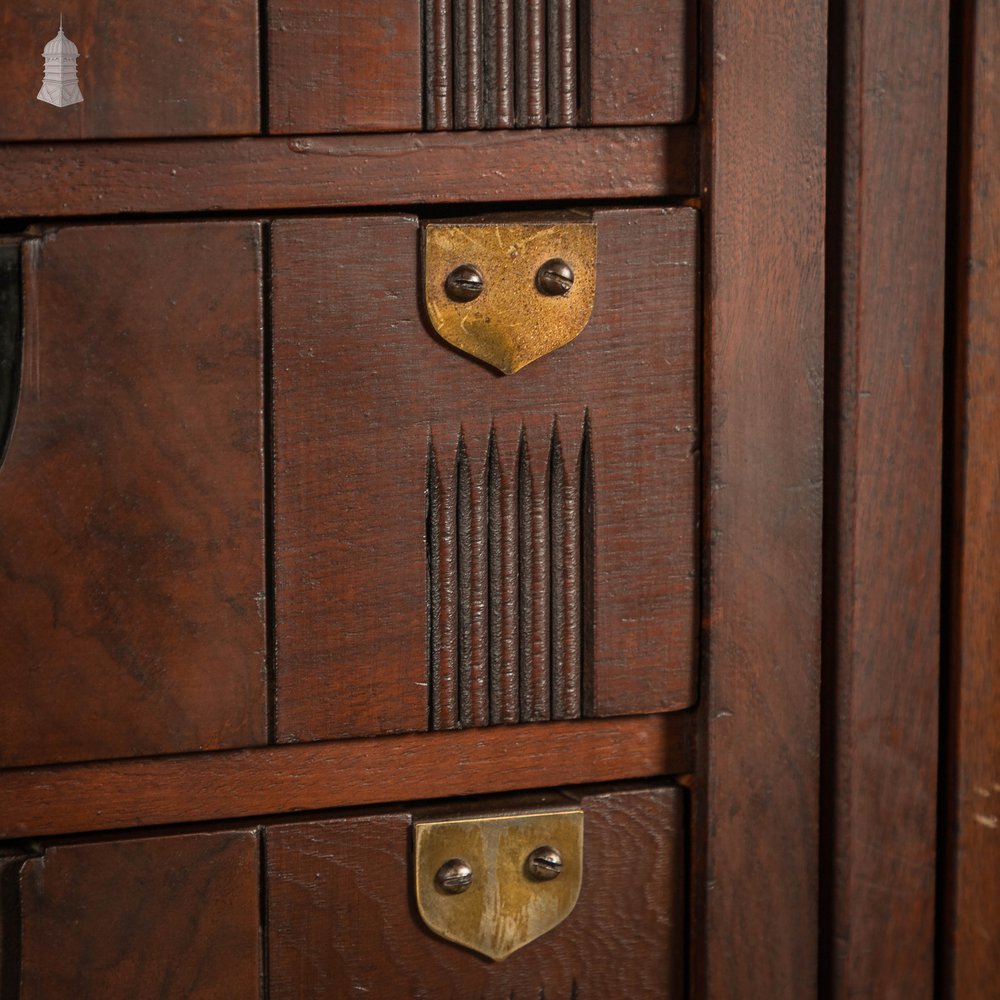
[9, 829, 262, 1000]
[271, 208, 699, 742]
[1, 783, 683, 998]
[0, 222, 267, 767]
[267, 0, 696, 133]
[269, 783, 686, 998]
[0, 2, 260, 141]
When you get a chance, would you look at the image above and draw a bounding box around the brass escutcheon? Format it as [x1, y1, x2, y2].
[413, 808, 584, 961]
[423, 222, 598, 375]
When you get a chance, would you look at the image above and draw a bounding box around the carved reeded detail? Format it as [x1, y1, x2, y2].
[428, 415, 592, 729]
[424, 0, 577, 129]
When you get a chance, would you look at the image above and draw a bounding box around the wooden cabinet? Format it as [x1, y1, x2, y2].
[3, 0, 978, 997]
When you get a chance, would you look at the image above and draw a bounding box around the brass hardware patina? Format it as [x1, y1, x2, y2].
[413, 808, 584, 961]
[423, 222, 597, 375]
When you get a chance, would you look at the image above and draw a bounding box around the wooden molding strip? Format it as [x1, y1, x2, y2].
[825, 0, 948, 995]
[697, 0, 827, 995]
[0, 714, 693, 838]
[0, 126, 696, 220]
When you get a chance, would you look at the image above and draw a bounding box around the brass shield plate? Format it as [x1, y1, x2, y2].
[413, 808, 584, 961]
[423, 223, 597, 374]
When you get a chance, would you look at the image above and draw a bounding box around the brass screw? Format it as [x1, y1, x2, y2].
[436, 858, 474, 894]
[444, 264, 484, 302]
[535, 259, 575, 296]
[526, 845, 563, 881]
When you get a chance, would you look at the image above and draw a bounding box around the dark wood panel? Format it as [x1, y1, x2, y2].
[0, 714, 693, 839]
[0, 2, 259, 141]
[825, 1, 948, 996]
[943, 0, 1000, 994]
[697, 0, 826, 997]
[0, 850, 22, 998]
[268, 0, 422, 134]
[271, 209, 697, 742]
[0, 126, 698, 220]
[0, 223, 266, 767]
[15, 829, 261, 999]
[582, 0, 696, 125]
[267, 784, 684, 998]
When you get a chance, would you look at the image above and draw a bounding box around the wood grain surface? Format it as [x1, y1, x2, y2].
[267, 783, 684, 998]
[943, 0, 1000, 994]
[0, 1, 259, 141]
[581, 0, 696, 125]
[0, 126, 697, 220]
[14, 829, 261, 999]
[268, 0, 422, 134]
[697, 0, 827, 996]
[0, 223, 266, 767]
[0, 714, 693, 839]
[271, 210, 698, 742]
[824, 1, 948, 996]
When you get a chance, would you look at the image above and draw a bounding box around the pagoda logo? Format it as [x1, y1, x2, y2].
[37, 17, 84, 108]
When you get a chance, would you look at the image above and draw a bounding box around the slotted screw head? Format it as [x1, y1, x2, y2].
[526, 845, 563, 881]
[535, 259, 575, 296]
[436, 858, 474, 894]
[444, 264, 484, 302]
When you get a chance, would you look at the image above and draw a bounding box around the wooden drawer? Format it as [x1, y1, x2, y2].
[268, 783, 685, 998]
[3, 827, 263, 999]
[0, 207, 696, 767]
[0, 2, 260, 141]
[0, 223, 267, 767]
[0, 782, 684, 997]
[271, 207, 699, 742]
[267, 0, 696, 133]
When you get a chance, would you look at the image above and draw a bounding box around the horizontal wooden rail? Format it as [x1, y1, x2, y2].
[0, 126, 697, 219]
[0, 714, 693, 838]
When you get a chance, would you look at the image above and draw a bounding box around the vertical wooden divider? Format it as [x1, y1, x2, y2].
[697, 1, 827, 996]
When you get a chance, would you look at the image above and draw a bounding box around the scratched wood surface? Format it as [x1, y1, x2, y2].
[697, 0, 827, 996]
[271, 209, 698, 743]
[0, 222, 267, 768]
[824, 0, 948, 996]
[0, 1, 259, 141]
[0, 126, 697, 220]
[12, 829, 261, 999]
[943, 0, 1000, 994]
[268, 0, 423, 134]
[582, 0, 696, 125]
[267, 783, 684, 999]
